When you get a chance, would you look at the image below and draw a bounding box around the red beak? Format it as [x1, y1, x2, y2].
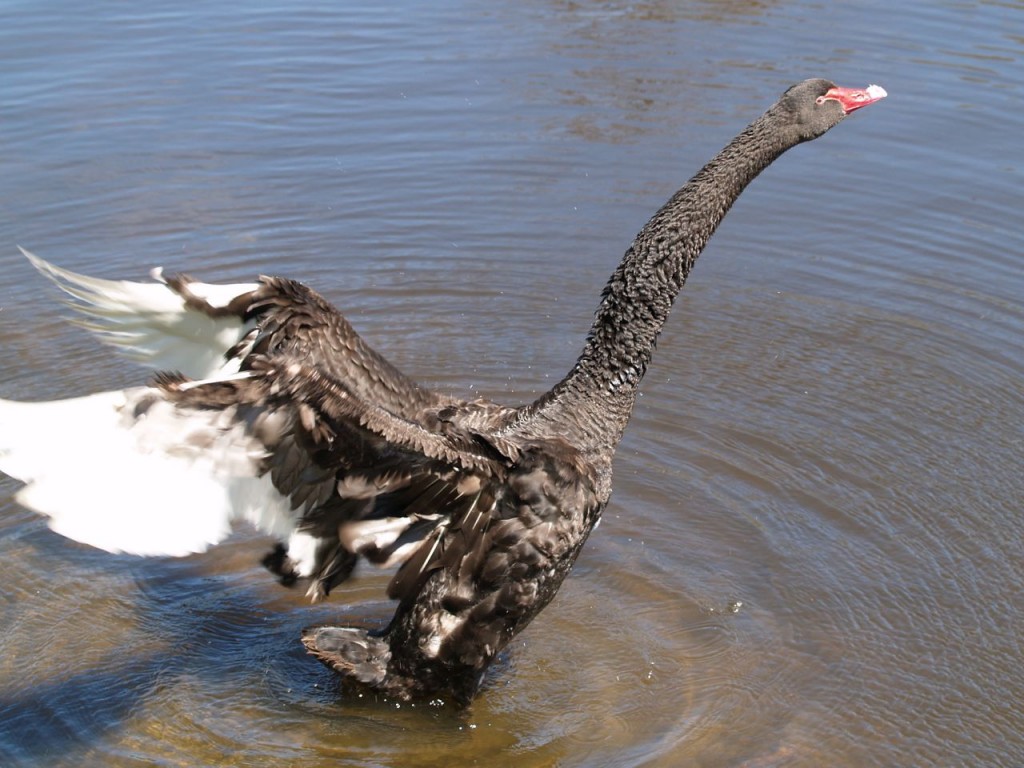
[823, 84, 888, 114]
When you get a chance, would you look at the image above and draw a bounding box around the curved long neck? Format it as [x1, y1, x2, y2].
[522, 108, 801, 454]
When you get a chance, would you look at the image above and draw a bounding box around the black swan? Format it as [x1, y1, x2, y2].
[0, 79, 885, 704]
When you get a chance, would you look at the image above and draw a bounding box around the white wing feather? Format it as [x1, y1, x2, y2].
[20, 247, 259, 378]
[0, 388, 296, 557]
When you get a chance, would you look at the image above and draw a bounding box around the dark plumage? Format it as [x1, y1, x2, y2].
[0, 79, 884, 705]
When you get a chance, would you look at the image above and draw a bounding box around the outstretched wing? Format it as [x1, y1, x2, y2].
[0, 355, 515, 602]
[7, 251, 527, 604]
[152, 358, 517, 600]
[21, 247, 259, 378]
[21, 249, 444, 418]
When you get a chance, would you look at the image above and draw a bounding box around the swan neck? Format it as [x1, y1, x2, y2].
[525, 110, 796, 451]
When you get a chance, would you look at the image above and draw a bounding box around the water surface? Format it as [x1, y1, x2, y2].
[2, 1, 1023, 766]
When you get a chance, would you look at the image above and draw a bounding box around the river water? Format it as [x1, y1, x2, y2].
[1, 1, 1022, 766]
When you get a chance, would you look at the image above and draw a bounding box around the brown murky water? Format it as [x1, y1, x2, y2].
[2, 1, 1023, 766]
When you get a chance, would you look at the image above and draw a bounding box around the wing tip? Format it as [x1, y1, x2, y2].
[17, 245, 48, 275]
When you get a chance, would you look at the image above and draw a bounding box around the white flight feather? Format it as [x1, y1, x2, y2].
[0, 386, 297, 557]
[418, 520, 450, 577]
[285, 531, 322, 578]
[339, 516, 415, 554]
[20, 247, 259, 379]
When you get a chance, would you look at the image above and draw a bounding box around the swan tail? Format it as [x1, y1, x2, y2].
[20, 247, 259, 379]
[0, 387, 296, 557]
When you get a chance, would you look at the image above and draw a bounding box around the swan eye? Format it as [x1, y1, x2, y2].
[815, 95, 828, 105]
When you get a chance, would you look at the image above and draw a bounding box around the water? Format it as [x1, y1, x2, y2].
[2, 1, 1023, 765]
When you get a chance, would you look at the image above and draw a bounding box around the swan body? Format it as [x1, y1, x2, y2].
[0, 79, 884, 704]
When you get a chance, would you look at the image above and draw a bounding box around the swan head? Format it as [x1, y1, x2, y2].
[778, 78, 887, 142]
